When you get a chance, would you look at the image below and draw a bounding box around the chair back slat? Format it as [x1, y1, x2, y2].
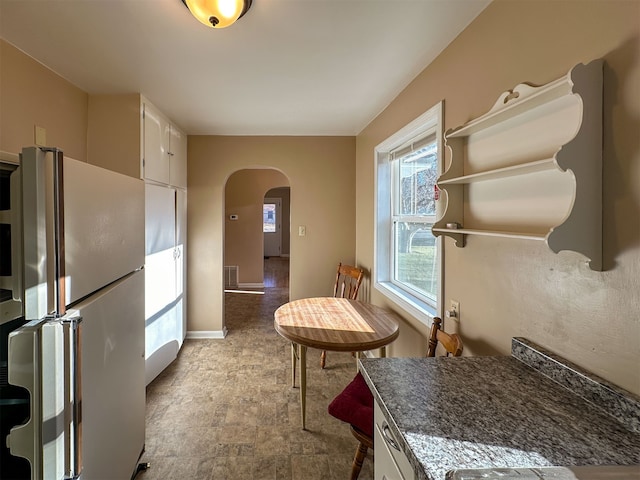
[426, 317, 463, 357]
[334, 263, 364, 300]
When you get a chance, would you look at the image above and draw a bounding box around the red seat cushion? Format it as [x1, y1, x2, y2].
[328, 372, 374, 437]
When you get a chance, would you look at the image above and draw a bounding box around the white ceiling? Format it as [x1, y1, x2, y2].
[0, 0, 490, 136]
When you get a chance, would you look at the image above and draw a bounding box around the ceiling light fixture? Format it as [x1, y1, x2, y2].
[182, 0, 253, 29]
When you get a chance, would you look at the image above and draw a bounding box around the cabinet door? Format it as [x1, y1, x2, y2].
[144, 183, 179, 384]
[175, 189, 187, 343]
[169, 125, 187, 188]
[143, 102, 170, 184]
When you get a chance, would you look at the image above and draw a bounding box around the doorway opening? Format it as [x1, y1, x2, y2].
[223, 169, 290, 332]
[263, 197, 281, 258]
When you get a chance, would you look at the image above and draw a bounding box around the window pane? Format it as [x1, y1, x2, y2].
[393, 222, 437, 302]
[263, 203, 276, 233]
[398, 143, 438, 216]
[375, 100, 442, 320]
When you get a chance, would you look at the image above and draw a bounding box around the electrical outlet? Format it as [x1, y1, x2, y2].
[448, 300, 460, 322]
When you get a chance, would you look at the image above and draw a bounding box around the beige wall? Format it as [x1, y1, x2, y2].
[188, 136, 356, 333]
[87, 93, 142, 178]
[0, 40, 87, 159]
[355, 0, 640, 395]
[225, 169, 289, 285]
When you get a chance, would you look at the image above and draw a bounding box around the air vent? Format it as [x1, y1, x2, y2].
[224, 266, 239, 288]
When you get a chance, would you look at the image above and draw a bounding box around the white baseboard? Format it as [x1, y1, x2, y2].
[186, 328, 228, 339]
[238, 282, 264, 289]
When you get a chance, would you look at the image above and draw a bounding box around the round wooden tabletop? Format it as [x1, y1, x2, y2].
[274, 297, 400, 352]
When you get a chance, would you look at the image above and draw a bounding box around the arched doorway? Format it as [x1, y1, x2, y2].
[223, 168, 291, 330]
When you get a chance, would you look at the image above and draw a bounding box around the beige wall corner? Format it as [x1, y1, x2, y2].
[0, 40, 88, 160]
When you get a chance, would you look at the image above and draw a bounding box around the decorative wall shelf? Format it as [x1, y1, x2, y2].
[433, 60, 603, 270]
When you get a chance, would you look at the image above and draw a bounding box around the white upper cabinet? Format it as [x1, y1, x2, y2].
[87, 94, 187, 188]
[143, 101, 187, 188]
[143, 102, 171, 185]
[433, 60, 603, 270]
[169, 124, 187, 189]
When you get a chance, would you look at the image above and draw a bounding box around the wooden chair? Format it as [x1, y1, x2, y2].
[320, 263, 364, 369]
[327, 317, 462, 480]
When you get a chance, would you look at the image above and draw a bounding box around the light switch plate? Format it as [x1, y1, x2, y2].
[34, 125, 46, 146]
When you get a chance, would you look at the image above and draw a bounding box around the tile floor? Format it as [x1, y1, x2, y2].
[138, 257, 373, 479]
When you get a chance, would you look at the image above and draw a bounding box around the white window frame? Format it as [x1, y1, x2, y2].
[374, 101, 444, 324]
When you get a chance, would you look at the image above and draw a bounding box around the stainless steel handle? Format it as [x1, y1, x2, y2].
[62, 315, 83, 479]
[382, 422, 400, 451]
[74, 317, 83, 477]
[47, 148, 66, 317]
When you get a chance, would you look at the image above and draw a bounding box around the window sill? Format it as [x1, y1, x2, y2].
[374, 281, 437, 327]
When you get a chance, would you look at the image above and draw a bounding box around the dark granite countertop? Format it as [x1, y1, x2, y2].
[359, 338, 640, 480]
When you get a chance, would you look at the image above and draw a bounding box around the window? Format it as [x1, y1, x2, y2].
[375, 101, 443, 322]
[263, 203, 276, 233]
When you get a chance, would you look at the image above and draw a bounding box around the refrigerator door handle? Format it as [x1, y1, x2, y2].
[62, 314, 83, 479]
[20, 147, 67, 319]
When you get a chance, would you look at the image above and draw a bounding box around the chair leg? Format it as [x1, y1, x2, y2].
[350, 442, 368, 480]
[320, 350, 326, 369]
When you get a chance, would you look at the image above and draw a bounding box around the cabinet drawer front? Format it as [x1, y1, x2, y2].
[374, 403, 415, 480]
[374, 421, 406, 480]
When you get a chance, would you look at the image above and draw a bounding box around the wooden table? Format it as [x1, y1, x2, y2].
[273, 297, 400, 429]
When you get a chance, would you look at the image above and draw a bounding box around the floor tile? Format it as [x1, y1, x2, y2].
[139, 257, 373, 479]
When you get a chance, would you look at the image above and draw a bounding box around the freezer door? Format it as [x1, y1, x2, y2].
[19, 147, 145, 311]
[63, 157, 144, 305]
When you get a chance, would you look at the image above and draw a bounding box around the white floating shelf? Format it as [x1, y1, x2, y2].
[433, 60, 603, 271]
[447, 77, 572, 138]
[433, 228, 546, 241]
[438, 158, 559, 185]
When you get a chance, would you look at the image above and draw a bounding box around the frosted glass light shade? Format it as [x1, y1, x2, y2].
[184, 0, 250, 28]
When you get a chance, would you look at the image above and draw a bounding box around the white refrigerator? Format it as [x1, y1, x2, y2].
[5, 147, 146, 479]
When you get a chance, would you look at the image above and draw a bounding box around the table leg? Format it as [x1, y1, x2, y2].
[291, 343, 298, 387]
[300, 345, 307, 430]
[380, 346, 386, 358]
